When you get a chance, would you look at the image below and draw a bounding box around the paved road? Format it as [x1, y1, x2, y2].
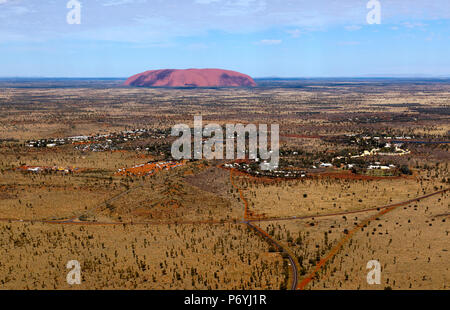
[230, 169, 298, 290]
[1, 188, 447, 227]
[246, 221, 298, 290]
[0, 168, 447, 291]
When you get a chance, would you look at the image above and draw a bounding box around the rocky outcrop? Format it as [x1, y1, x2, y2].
[124, 68, 256, 87]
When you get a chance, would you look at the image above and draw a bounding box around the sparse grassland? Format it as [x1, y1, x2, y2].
[0, 222, 284, 289]
[241, 174, 444, 219]
[0, 79, 448, 290]
[308, 192, 449, 290]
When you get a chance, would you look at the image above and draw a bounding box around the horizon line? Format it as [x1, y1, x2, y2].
[1, 75, 449, 79]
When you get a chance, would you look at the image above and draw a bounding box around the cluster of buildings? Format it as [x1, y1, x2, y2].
[26, 138, 66, 148]
[26, 128, 170, 152]
[314, 161, 396, 171]
[223, 162, 307, 179]
[320, 134, 413, 170]
[347, 144, 410, 159]
[367, 163, 397, 170]
[354, 135, 413, 141]
[16, 165, 81, 174]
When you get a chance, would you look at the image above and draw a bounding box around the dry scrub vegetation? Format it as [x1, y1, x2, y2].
[0, 222, 284, 289]
[256, 191, 449, 290]
[241, 173, 444, 219]
[309, 192, 449, 290]
[0, 79, 448, 290]
[0, 170, 121, 220]
[94, 171, 243, 223]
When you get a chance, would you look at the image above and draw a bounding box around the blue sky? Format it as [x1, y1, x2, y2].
[1, 0, 449, 77]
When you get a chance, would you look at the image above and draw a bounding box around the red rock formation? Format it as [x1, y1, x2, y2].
[124, 68, 256, 87]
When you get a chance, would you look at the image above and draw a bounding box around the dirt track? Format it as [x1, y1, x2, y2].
[296, 188, 449, 290]
[0, 166, 447, 291]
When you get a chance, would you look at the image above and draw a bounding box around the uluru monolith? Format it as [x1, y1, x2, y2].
[124, 68, 257, 87]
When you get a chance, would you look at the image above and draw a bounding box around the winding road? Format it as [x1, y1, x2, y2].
[229, 169, 299, 290]
[1, 166, 447, 291]
[245, 221, 298, 290]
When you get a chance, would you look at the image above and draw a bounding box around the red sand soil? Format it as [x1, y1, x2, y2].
[115, 161, 185, 177]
